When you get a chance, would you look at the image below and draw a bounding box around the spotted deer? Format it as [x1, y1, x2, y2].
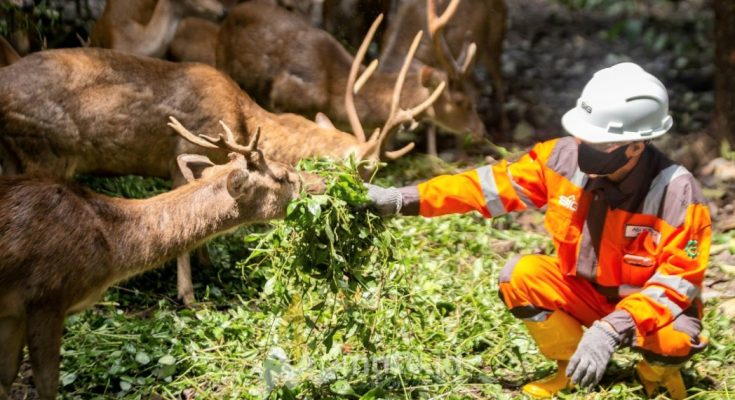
[381, 0, 508, 146]
[0, 123, 321, 400]
[216, 0, 485, 144]
[0, 44, 438, 304]
[89, 0, 226, 57]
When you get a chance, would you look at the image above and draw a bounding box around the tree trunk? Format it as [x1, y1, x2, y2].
[714, 0, 735, 147]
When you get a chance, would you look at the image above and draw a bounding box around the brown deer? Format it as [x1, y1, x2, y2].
[0, 37, 20, 67]
[216, 0, 485, 143]
[168, 16, 220, 64]
[167, 0, 325, 65]
[89, 0, 226, 58]
[381, 0, 508, 143]
[0, 122, 320, 400]
[0, 45, 438, 304]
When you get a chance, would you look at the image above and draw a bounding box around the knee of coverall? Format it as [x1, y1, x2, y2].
[635, 306, 708, 365]
[497, 254, 556, 320]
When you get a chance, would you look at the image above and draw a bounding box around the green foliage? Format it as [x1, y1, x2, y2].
[53, 156, 735, 399]
[243, 157, 399, 354]
[0, 1, 61, 44]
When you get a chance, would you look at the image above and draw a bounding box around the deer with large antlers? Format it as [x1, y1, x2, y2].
[0, 122, 319, 400]
[0, 45, 437, 303]
[89, 0, 226, 58]
[216, 0, 485, 144]
[381, 0, 508, 145]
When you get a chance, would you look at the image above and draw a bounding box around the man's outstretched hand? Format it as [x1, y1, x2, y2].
[363, 183, 403, 216]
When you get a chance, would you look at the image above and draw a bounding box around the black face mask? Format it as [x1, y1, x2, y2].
[577, 142, 630, 175]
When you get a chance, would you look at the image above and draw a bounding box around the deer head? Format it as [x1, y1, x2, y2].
[168, 117, 324, 221]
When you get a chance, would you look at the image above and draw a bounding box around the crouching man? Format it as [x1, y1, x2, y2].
[366, 63, 710, 399]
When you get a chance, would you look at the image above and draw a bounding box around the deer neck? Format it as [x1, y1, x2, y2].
[107, 172, 240, 280]
[238, 102, 363, 164]
[139, 0, 184, 57]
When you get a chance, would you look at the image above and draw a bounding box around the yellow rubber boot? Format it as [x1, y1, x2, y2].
[522, 311, 584, 398]
[636, 361, 686, 400]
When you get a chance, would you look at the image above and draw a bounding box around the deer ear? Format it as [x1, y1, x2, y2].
[314, 112, 337, 130]
[226, 169, 250, 198]
[177, 154, 215, 182]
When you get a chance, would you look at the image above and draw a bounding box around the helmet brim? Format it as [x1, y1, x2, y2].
[561, 107, 672, 144]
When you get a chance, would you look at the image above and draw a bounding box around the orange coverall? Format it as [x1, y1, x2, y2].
[415, 137, 710, 363]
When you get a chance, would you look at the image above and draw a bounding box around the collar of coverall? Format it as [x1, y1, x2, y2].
[584, 143, 656, 210]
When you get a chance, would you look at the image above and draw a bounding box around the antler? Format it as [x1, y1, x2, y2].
[369, 30, 446, 159]
[427, 0, 476, 79]
[345, 14, 383, 144]
[345, 16, 446, 161]
[168, 116, 260, 154]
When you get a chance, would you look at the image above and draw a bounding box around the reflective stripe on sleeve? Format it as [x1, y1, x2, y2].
[570, 166, 589, 188]
[507, 170, 536, 209]
[643, 165, 689, 216]
[640, 286, 683, 317]
[647, 272, 700, 302]
[476, 165, 507, 217]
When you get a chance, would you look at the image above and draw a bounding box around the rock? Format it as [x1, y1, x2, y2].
[490, 240, 515, 254]
[717, 216, 735, 232]
[718, 298, 735, 319]
[720, 264, 735, 276]
[701, 158, 735, 182]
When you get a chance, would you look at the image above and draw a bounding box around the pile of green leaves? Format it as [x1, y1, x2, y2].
[243, 158, 400, 352]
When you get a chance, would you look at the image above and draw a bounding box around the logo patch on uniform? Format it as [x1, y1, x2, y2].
[624, 225, 661, 245]
[559, 194, 578, 211]
[685, 240, 700, 259]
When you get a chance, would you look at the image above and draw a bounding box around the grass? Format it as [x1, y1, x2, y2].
[26, 155, 735, 399]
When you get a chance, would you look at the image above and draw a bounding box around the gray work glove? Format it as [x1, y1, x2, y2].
[364, 183, 404, 216]
[566, 320, 623, 387]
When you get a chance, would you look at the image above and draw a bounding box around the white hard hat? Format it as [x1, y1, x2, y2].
[561, 62, 673, 144]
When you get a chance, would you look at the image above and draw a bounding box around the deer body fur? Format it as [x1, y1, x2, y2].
[168, 17, 221, 65]
[0, 48, 367, 180]
[0, 137, 308, 399]
[216, 0, 485, 138]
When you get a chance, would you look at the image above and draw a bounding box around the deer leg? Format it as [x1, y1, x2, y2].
[427, 125, 438, 157]
[171, 171, 196, 305]
[26, 307, 64, 400]
[0, 317, 26, 396]
[177, 253, 196, 305]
